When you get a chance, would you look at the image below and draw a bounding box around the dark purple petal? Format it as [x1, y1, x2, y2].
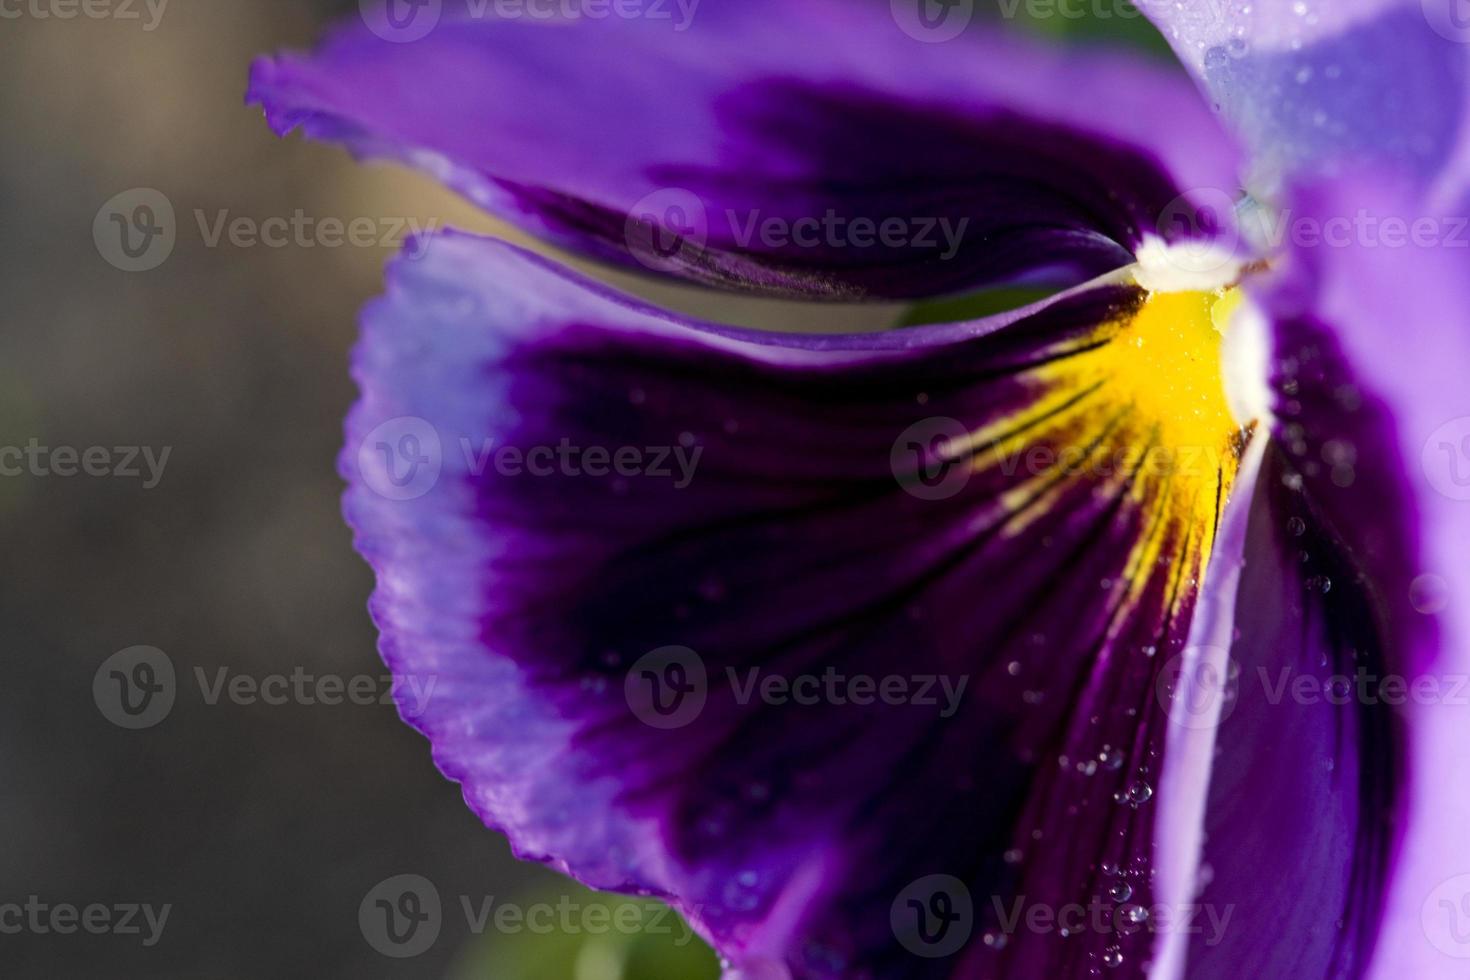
[1157, 443, 1401, 980]
[1136, 0, 1467, 193]
[344, 231, 1253, 977]
[249, 0, 1242, 299]
[1245, 175, 1470, 977]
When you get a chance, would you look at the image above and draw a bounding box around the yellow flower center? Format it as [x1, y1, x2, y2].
[958, 282, 1250, 622]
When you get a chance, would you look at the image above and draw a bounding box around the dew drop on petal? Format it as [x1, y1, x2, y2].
[1411, 573, 1450, 614]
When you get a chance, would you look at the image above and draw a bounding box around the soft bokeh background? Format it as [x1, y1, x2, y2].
[0, 2, 1166, 976]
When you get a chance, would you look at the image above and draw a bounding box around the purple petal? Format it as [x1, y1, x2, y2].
[343, 231, 1256, 977]
[1156, 441, 1403, 980]
[1136, 0, 1467, 193]
[249, 0, 1241, 299]
[1243, 175, 1470, 977]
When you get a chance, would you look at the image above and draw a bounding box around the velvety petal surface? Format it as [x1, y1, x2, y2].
[1154, 442, 1402, 980]
[1237, 176, 1468, 978]
[343, 232, 1252, 977]
[1136, 0, 1468, 197]
[250, 0, 1242, 300]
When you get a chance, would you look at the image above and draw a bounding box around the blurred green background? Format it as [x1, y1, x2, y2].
[0, 1, 1170, 977]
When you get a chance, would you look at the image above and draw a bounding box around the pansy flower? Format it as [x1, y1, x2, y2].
[249, 1, 1470, 976]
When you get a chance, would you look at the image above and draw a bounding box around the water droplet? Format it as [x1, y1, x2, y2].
[1108, 881, 1134, 902]
[1287, 516, 1307, 537]
[1003, 848, 1023, 865]
[1411, 574, 1449, 614]
[1118, 780, 1153, 806]
[1123, 904, 1150, 925]
[1102, 946, 1124, 968]
[723, 871, 763, 912]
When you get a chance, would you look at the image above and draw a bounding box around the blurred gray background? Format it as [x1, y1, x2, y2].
[0, 1, 1166, 976]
